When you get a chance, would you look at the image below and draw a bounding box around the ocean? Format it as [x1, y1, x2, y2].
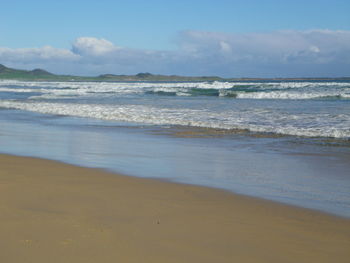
[0, 80, 349, 217]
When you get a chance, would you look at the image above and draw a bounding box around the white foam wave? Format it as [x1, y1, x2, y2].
[234, 91, 350, 99]
[0, 80, 349, 100]
[0, 80, 234, 90]
[1, 100, 349, 139]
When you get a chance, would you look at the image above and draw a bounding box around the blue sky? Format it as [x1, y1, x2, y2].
[1, 0, 349, 77]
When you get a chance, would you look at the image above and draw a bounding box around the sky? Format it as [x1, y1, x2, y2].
[1, 0, 349, 77]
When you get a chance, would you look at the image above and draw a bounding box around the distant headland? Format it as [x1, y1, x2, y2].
[0, 64, 349, 82]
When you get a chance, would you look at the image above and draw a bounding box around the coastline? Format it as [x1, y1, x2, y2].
[1, 154, 349, 262]
[1, 64, 350, 82]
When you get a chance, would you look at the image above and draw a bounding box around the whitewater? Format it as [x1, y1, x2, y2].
[0, 80, 349, 139]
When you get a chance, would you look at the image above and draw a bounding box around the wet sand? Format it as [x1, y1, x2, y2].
[0, 154, 349, 263]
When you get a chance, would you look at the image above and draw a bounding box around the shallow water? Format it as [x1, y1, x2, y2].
[0, 108, 349, 217]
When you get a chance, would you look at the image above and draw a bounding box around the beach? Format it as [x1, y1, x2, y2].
[2, 1, 350, 261]
[0, 79, 349, 262]
[1, 80, 350, 217]
[1, 154, 349, 263]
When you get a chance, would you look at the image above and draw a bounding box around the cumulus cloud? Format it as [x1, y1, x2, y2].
[0, 31, 349, 77]
[72, 37, 119, 56]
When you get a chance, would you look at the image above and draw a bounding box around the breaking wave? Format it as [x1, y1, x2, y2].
[1, 80, 349, 139]
[0, 80, 349, 100]
[0, 100, 349, 139]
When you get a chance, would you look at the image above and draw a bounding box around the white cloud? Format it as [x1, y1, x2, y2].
[0, 46, 78, 62]
[178, 30, 350, 64]
[0, 31, 349, 77]
[219, 41, 232, 54]
[72, 37, 119, 56]
[175, 30, 350, 76]
[309, 46, 320, 53]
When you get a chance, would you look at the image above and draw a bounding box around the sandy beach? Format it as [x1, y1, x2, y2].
[0, 154, 349, 263]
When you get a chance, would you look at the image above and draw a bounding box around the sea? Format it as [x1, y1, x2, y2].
[0, 79, 349, 217]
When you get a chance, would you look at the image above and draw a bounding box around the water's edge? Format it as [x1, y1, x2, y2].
[2, 151, 348, 220]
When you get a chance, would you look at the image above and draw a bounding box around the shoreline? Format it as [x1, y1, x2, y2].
[3, 151, 349, 220]
[1, 154, 349, 262]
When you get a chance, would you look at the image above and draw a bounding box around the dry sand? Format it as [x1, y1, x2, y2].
[0, 154, 349, 263]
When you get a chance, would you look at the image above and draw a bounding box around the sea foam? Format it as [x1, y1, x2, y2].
[1, 80, 349, 138]
[1, 100, 349, 139]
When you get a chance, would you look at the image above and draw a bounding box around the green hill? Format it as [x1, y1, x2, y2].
[0, 64, 59, 80]
[0, 64, 349, 82]
[0, 64, 223, 81]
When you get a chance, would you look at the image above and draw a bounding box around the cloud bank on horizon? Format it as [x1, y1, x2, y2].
[1, 30, 349, 77]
